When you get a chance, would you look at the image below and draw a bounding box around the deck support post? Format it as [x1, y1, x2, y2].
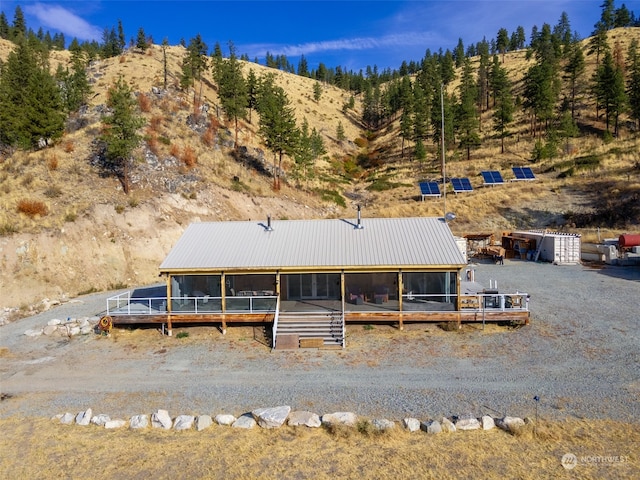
[397, 271, 404, 331]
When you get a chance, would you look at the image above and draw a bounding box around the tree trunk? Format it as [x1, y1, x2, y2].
[234, 116, 239, 151]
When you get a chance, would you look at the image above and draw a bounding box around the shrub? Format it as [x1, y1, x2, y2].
[21, 173, 34, 187]
[176, 331, 189, 339]
[149, 115, 163, 132]
[47, 154, 59, 171]
[64, 212, 77, 222]
[114, 204, 125, 214]
[354, 137, 368, 148]
[181, 146, 197, 167]
[146, 133, 159, 155]
[158, 136, 171, 146]
[138, 93, 151, 113]
[44, 185, 62, 198]
[202, 127, 215, 147]
[169, 143, 180, 157]
[17, 199, 48, 217]
[0, 223, 18, 236]
[64, 141, 75, 153]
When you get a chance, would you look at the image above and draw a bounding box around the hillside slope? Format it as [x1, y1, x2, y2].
[1, 30, 639, 314]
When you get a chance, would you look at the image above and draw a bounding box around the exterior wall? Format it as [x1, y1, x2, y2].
[513, 231, 581, 265]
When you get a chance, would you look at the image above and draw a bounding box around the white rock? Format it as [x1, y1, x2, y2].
[372, 419, 395, 430]
[24, 328, 43, 337]
[50, 414, 63, 421]
[43, 325, 58, 336]
[105, 419, 127, 429]
[173, 415, 195, 431]
[91, 414, 111, 426]
[288, 411, 321, 428]
[421, 420, 442, 434]
[80, 325, 94, 335]
[252, 406, 291, 429]
[232, 414, 257, 429]
[441, 417, 456, 433]
[196, 415, 213, 431]
[151, 409, 172, 429]
[215, 414, 236, 426]
[321, 412, 357, 427]
[60, 412, 75, 425]
[69, 326, 81, 336]
[482, 415, 495, 430]
[456, 417, 481, 431]
[75, 409, 92, 426]
[47, 319, 62, 326]
[403, 417, 421, 432]
[496, 416, 525, 433]
[130, 414, 149, 429]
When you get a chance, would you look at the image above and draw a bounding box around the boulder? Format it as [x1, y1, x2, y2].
[24, 328, 43, 337]
[151, 409, 172, 429]
[130, 414, 149, 429]
[196, 415, 213, 431]
[421, 420, 442, 434]
[75, 409, 92, 426]
[372, 419, 395, 431]
[455, 417, 481, 431]
[91, 414, 111, 426]
[173, 415, 195, 431]
[321, 412, 357, 427]
[80, 325, 94, 335]
[288, 411, 321, 428]
[441, 417, 456, 433]
[69, 326, 81, 336]
[252, 406, 291, 429]
[43, 325, 58, 336]
[403, 417, 421, 432]
[60, 412, 75, 425]
[215, 414, 236, 426]
[105, 419, 127, 429]
[47, 319, 62, 326]
[481, 415, 495, 430]
[232, 414, 257, 429]
[496, 416, 525, 433]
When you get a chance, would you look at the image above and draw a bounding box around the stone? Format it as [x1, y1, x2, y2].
[130, 414, 149, 429]
[60, 412, 75, 425]
[456, 417, 481, 431]
[372, 419, 395, 431]
[232, 414, 257, 429]
[288, 411, 321, 428]
[43, 325, 58, 336]
[441, 417, 456, 433]
[105, 419, 127, 429]
[482, 415, 495, 430]
[75, 409, 92, 426]
[51, 414, 63, 421]
[80, 325, 94, 335]
[91, 414, 111, 426]
[196, 415, 213, 431]
[421, 420, 442, 434]
[173, 415, 195, 431]
[496, 416, 525, 433]
[69, 326, 81, 336]
[403, 417, 421, 432]
[321, 412, 357, 427]
[215, 414, 236, 426]
[47, 319, 62, 326]
[151, 409, 172, 429]
[252, 406, 291, 429]
[24, 328, 43, 337]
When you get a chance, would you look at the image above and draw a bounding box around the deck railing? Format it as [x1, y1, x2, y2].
[402, 292, 529, 312]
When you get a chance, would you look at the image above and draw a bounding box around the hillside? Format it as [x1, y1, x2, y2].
[0, 29, 639, 314]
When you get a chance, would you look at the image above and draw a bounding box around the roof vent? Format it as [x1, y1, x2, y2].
[355, 205, 364, 229]
[266, 215, 273, 232]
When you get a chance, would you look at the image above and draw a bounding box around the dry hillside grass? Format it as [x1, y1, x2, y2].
[0, 416, 637, 479]
[0, 29, 639, 310]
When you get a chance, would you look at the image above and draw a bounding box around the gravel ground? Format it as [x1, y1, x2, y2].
[1, 260, 639, 423]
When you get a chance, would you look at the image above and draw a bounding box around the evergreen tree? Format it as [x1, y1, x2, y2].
[246, 68, 259, 123]
[212, 42, 248, 150]
[412, 82, 428, 147]
[496, 28, 510, 63]
[626, 39, 640, 130]
[56, 51, 91, 113]
[12, 5, 26, 40]
[136, 27, 148, 51]
[454, 38, 465, 68]
[293, 117, 325, 187]
[399, 76, 414, 158]
[297, 55, 309, 77]
[257, 74, 299, 189]
[563, 35, 586, 119]
[456, 58, 481, 160]
[614, 3, 633, 27]
[336, 121, 346, 142]
[117, 19, 126, 52]
[313, 81, 322, 102]
[101, 76, 144, 194]
[0, 12, 10, 39]
[161, 38, 169, 89]
[593, 49, 627, 134]
[491, 57, 515, 153]
[180, 34, 208, 107]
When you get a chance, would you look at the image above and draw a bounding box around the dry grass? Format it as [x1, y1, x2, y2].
[0, 417, 636, 479]
[16, 199, 48, 218]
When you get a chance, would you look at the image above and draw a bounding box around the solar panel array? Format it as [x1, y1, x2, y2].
[512, 166, 536, 180]
[419, 181, 441, 200]
[481, 170, 505, 185]
[451, 177, 473, 193]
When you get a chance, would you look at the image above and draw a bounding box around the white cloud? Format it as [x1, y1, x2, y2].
[245, 31, 440, 58]
[25, 3, 102, 41]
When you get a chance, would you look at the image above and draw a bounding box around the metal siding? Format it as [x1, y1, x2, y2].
[160, 217, 466, 271]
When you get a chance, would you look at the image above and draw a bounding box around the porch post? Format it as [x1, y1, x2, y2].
[165, 274, 173, 337]
[397, 271, 404, 331]
[456, 269, 462, 329]
[220, 272, 227, 335]
[340, 270, 345, 312]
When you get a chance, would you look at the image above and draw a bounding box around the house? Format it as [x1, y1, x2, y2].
[107, 214, 529, 348]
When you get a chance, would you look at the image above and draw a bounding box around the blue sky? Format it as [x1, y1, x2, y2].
[2, 1, 639, 72]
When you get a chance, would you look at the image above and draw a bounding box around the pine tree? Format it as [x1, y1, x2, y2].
[313, 82, 322, 102]
[117, 20, 126, 52]
[257, 75, 299, 190]
[246, 68, 258, 123]
[336, 121, 346, 142]
[101, 76, 145, 194]
[161, 38, 169, 90]
[180, 34, 208, 107]
[399, 76, 414, 158]
[593, 49, 627, 134]
[456, 58, 480, 160]
[563, 35, 586, 119]
[0, 12, 10, 39]
[11, 6, 26, 40]
[496, 28, 509, 63]
[136, 27, 148, 52]
[626, 39, 640, 130]
[491, 57, 515, 153]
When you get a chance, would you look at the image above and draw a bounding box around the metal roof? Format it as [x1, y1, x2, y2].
[159, 216, 466, 272]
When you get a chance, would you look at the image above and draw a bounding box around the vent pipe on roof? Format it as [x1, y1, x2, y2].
[266, 215, 273, 231]
[356, 205, 364, 229]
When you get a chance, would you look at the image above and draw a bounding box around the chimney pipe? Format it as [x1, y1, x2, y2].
[266, 215, 273, 231]
[356, 205, 364, 229]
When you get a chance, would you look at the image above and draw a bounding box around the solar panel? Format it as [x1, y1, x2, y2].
[419, 181, 441, 200]
[512, 166, 536, 181]
[481, 171, 505, 185]
[451, 177, 473, 193]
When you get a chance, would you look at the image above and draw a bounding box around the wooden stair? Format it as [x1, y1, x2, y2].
[274, 312, 344, 349]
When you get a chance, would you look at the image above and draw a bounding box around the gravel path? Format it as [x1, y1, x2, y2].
[1, 261, 639, 423]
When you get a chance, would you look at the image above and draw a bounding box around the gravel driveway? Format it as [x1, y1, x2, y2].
[1, 261, 638, 423]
